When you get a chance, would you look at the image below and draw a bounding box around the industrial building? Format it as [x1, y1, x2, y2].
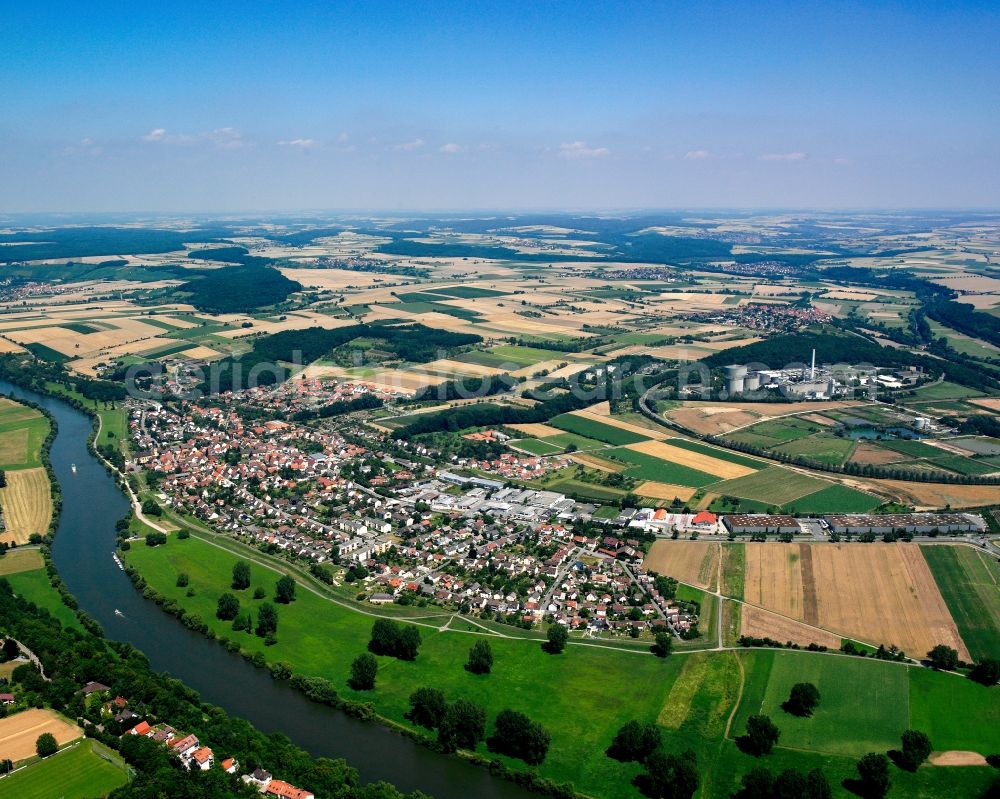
[722, 514, 801, 535]
[823, 513, 987, 535]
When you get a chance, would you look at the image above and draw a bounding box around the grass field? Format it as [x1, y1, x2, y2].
[124, 535, 1000, 799]
[0, 740, 126, 799]
[0, 548, 43, 575]
[664, 439, 764, 469]
[0, 468, 53, 544]
[784, 483, 882, 514]
[771, 434, 857, 466]
[922, 545, 1000, 661]
[124, 535, 684, 798]
[0, 403, 48, 471]
[711, 467, 829, 506]
[4, 568, 83, 631]
[550, 413, 650, 445]
[510, 438, 564, 456]
[725, 417, 820, 449]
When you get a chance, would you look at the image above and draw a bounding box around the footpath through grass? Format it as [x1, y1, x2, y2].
[0, 740, 127, 799]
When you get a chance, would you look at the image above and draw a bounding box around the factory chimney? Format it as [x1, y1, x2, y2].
[810, 348, 816, 380]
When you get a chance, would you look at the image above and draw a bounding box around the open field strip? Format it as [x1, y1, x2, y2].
[744, 544, 807, 620]
[922, 544, 1000, 661]
[635, 480, 697, 501]
[643, 541, 719, 589]
[0, 468, 53, 544]
[0, 739, 127, 799]
[568, 408, 669, 440]
[550, 413, 651, 445]
[567, 452, 626, 473]
[625, 439, 756, 479]
[710, 467, 829, 505]
[0, 709, 81, 762]
[508, 422, 563, 437]
[739, 604, 842, 649]
[0, 548, 43, 575]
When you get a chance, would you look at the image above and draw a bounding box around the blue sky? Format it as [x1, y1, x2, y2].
[2, 0, 998, 211]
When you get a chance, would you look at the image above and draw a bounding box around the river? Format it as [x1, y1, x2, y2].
[0, 381, 531, 799]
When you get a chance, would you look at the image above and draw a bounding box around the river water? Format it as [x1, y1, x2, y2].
[0, 381, 530, 799]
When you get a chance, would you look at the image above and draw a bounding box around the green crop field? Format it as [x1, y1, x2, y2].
[489, 344, 568, 366]
[878, 438, 946, 458]
[432, 285, 507, 298]
[922, 545, 1000, 662]
[605, 447, 719, 487]
[710, 467, 828, 506]
[928, 455, 997, 476]
[784, 483, 882, 514]
[0, 740, 126, 799]
[909, 666, 1000, 753]
[771, 434, 857, 466]
[910, 381, 984, 400]
[550, 414, 651, 445]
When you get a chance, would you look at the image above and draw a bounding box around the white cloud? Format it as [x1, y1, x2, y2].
[278, 138, 317, 148]
[557, 141, 610, 159]
[439, 143, 463, 153]
[392, 138, 425, 152]
[833, 156, 852, 165]
[684, 149, 711, 160]
[337, 132, 350, 144]
[760, 151, 807, 161]
[140, 126, 244, 149]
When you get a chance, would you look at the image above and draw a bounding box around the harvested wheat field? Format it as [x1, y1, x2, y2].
[568, 452, 625, 473]
[625, 440, 756, 479]
[0, 708, 81, 762]
[871, 480, 1000, 510]
[850, 442, 908, 466]
[743, 543, 969, 659]
[643, 541, 718, 589]
[739, 604, 842, 649]
[509, 423, 563, 438]
[0, 468, 53, 544]
[636, 481, 697, 501]
[667, 407, 763, 436]
[930, 752, 989, 766]
[0, 548, 44, 575]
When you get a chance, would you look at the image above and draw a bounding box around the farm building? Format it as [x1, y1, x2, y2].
[823, 512, 986, 535]
[722, 514, 801, 535]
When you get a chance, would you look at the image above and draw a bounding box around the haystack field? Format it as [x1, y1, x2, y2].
[624, 440, 756, 479]
[0, 467, 53, 544]
[643, 541, 718, 589]
[743, 543, 969, 659]
[0, 709, 81, 762]
[739, 604, 842, 649]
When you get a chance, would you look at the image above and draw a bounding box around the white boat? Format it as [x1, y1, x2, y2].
[114, 609, 124, 617]
[111, 552, 124, 570]
[71, 463, 77, 473]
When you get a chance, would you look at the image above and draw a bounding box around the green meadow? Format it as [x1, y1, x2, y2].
[124, 536, 1000, 799]
[922, 545, 1000, 661]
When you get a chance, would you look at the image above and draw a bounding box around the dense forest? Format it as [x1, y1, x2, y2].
[178, 264, 303, 313]
[0, 227, 214, 264]
[0, 578, 427, 799]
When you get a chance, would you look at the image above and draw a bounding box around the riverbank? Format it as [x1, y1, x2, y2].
[0, 377, 537, 799]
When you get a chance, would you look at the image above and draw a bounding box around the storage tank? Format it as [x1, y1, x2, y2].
[744, 373, 761, 391]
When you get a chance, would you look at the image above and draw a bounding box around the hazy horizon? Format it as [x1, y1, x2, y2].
[3, 0, 998, 213]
